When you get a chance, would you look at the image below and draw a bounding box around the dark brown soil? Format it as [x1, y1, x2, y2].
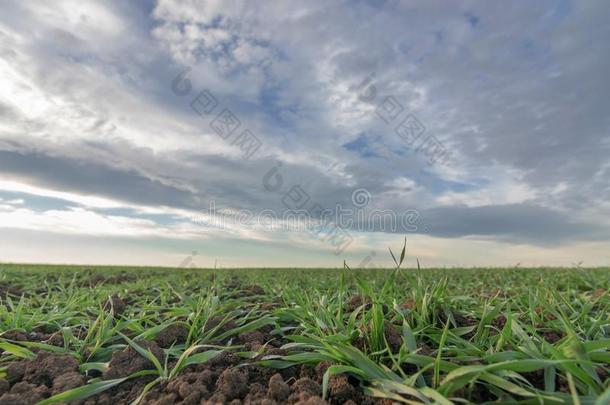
[352, 321, 402, 354]
[64, 342, 387, 405]
[491, 314, 507, 332]
[328, 375, 357, 403]
[154, 324, 189, 348]
[244, 284, 266, 296]
[0, 282, 24, 298]
[104, 341, 164, 379]
[0, 379, 8, 396]
[345, 295, 371, 313]
[103, 294, 127, 317]
[0, 352, 84, 404]
[401, 298, 416, 310]
[206, 316, 239, 335]
[383, 321, 402, 353]
[0, 381, 50, 405]
[0, 326, 88, 349]
[81, 272, 137, 287]
[0, 339, 420, 405]
[539, 330, 564, 344]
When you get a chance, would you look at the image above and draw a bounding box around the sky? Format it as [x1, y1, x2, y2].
[0, 0, 609, 268]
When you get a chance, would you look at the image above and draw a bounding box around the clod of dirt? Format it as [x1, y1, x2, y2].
[454, 313, 477, 328]
[103, 294, 126, 317]
[238, 330, 269, 350]
[417, 343, 434, 356]
[0, 380, 8, 396]
[0, 381, 49, 405]
[540, 330, 564, 344]
[44, 332, 64, 347]
[345, 295, 371, 312]
[85, 273, 136, 287]
[242, 383, 268, 404]
[23, 352, 79, 387]
[293, 377, 321, 396]
[244, 284, 266, 295]
[206, 316, 239, 337]
[491, 315, 507, 333]
[593, 288, 606, 298]
[401, 298, 416, 310]
[0, 330, 27, 342]
[202, 392, 227, 404]
[328, 375, 358, 403]
[52, 371, 85, 395]
[104, 340, 164, 379]
[32, 324, 60, 334]
[384, 321, 402, 353]
[153, 371, 211, 404]
[314, 362, 331, 384]
[260, 302, 280, 311]
[267, 373, 290, 402]
[154, 324, 189, 348]
[289, 377, 324, 403]
[0, 282, 23, 298]
[6, 361, 25, 382]
[294, 397, 329, 405]
[216, 367, 249, 400]
[208, 351, 242, 369]
[146, 393, 178, 405]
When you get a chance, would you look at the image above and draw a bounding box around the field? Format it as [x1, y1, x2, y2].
[0, 263, 609, 404]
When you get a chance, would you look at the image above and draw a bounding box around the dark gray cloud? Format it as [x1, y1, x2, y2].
[0, 149, 198, 209]
[422, 204, 609, 245]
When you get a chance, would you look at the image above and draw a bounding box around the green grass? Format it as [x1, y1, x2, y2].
[0, 261, 609, 404]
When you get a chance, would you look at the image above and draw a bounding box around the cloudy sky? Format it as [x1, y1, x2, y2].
[0, 0, 609, 268]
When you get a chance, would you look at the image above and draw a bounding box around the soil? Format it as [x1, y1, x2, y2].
[82, 345, 385, 405]
[539, 330, 564, 344]
[0, 282, 24, 298]
[534, 307, 557, 321]
[491, 314, 507, 332]
[104, 341, 165, 379]
[103, 294, 127, 317]
[592, 288, 606, 298]
[13, 332, 360, 405]
[1, 333, 581, 405]
[383, 321, 402, 353]
[344, 295, 371, 313]
[85, 344, 389, 405]
[244, 285, 266, 296]
[0, 326, 87, 349]
[351, 320, 402, 356]
[400, 298, 416, 310]
[2, 330, 40, 343]
[0, 352, 83, 404]
[81, 272, 137, 287]
[154, 324, 189, 348]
